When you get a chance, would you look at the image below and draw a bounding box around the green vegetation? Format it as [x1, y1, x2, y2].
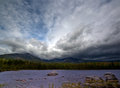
[0, 58, 120, 72]
[60, 82, 119, 88]
[0, 84, 5, 88]
[37, 82, 120, 88]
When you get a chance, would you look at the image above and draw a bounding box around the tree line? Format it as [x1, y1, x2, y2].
[0, 58, 120, 72]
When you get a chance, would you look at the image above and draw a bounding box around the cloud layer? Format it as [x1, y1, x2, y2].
[0, 0, 120, 59]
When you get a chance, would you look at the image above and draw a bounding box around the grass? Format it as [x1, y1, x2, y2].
[61, 82, 82, 88]
[48, 81, 120, 88]
[0, 84, 5, 88]
[1, 82, 119, 88]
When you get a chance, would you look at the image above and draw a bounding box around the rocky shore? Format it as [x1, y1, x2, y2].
[0, 70, 120, 88]
[62, 72, 120, 88]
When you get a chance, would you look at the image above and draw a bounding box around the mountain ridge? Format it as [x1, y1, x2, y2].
[0, 53, 41, 61]
[0, 53, 120, 62]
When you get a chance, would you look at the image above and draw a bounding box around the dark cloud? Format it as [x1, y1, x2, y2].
[0, 0, 120, 60]
[99, 0, 112, 6]
[74, 42, 120, 58]
[0, 38, 26, 53]
[56, 21, 120, 60]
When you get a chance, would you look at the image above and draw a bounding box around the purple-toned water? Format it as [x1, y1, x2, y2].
[0, 70, 120, 88]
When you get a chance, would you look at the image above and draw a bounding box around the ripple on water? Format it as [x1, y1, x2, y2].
[0, 70, 120, 88]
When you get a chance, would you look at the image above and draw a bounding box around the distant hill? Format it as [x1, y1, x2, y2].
[0, 53, 81, 62]
[42, 57, 84, 63]
[0, 53, 41, 61]
[41, 57, 120, 63]
[0, 53, 120, 62]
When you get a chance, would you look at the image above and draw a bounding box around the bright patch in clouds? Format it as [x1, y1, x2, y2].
[0, 0, 120, 59]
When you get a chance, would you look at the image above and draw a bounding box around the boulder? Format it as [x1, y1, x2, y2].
[85, 76, 94, 83]
[85, 76, 103, 83]
[47, 71, 58, 76]
[84, 82, 105, 88]
[104, 72, 119, 83]
[84, 76, 105, 88]
[93, 76, 104, 82]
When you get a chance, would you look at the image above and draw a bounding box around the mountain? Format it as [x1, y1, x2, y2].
[0, 53, 88, 62]
[0, 53, 41, 61]
[42, 57, 120, 63]
[0, 53, 81, 62]
[42, 57, 83, 63]
[0, 53, 120, 62]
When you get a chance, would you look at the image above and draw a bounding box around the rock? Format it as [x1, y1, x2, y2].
[84, 83, 90, 86]
[85, 76, 94, 83]
[84, 73, 119, 88]
[85, 76, 103, 83]
[44, 77, 47, 79]
[90, 83, 96, 87]
[47, 71, 58, 76]
[93, 76, 104, 82]
[104, 72, 119, 83]
[47, 72, 58, 76]
[84, 82, 105, 88]
[16, 79, 26, 82]
[28, 78, 33, 80]
[84, 76, 105, 88]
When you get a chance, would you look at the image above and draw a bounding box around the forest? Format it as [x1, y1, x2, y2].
[0, 58, 120, 72]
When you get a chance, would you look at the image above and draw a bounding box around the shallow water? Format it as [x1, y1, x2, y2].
[0, 70, 120, 88]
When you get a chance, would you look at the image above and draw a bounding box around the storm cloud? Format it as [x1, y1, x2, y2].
[0, 0, 120, 59]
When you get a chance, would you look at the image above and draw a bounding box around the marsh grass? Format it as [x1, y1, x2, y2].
[61, 82, 82, 88]
[0, 84, 5, 88]
[0, 81, 119, 88]
[47, 81, 120, 88]
[49, 83, 55, 88]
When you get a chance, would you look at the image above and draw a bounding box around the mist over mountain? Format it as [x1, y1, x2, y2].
[0, 53, 120, 63]
[0, 53, 41, 61]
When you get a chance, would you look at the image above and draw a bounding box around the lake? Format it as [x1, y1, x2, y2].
[0, 70, 120, 88]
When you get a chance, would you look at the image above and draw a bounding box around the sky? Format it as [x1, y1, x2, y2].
[0, 0, 120, 60]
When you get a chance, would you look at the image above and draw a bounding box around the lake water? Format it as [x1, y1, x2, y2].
[0, 70, 120, 88]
